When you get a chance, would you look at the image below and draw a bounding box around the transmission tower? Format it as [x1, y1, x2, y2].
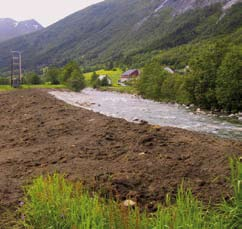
[11, 51, 22, 87]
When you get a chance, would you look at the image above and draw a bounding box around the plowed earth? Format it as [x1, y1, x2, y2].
[0, 89, 241, 225]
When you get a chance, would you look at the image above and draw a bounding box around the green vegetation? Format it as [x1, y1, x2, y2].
[84, 68, 140, 94]
[100, 86, 138, 94]
[0, 85, 14, 91]
[21, 84, 66, 89]
[43, 67, 61, 85]
[0, 2, 241, 72]
[137, 40, 242, 112]
[18, 159, 242, 228]
[0, 61, 85, 92]
[0, 76, 10, 85]
[84, 69, 122, 87]
[23, 72, 41, 85]
[0, 84, 66, 92]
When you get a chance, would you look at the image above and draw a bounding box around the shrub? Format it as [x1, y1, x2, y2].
[67, 69, 85, 92]
[23, 72, 41, 85]
[43, 67, 61, 85]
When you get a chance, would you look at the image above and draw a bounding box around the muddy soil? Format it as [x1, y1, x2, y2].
[0, 89, 241, 223]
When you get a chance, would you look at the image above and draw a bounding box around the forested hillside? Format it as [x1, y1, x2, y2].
[0, 0, 241, 73]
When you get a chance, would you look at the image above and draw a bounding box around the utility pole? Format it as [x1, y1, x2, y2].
[11, 51, 22, 87]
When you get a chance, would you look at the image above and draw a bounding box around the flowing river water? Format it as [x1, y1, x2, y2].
[50, 89, 242, 141]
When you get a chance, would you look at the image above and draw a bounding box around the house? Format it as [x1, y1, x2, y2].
[98, 75, 112, 86]
[120, 69, 140, 82]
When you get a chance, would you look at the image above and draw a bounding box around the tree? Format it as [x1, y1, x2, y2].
[188, 42, 226, 109]
[91, 72, 98, 85]
[100, 76, 110, 86]
[216, 48, 242, 112]
[0, 77, 9, 85]
[24, 72, 41, 85]
[160, 74, 190, 104]
[137, 61, 166, 100]
[43, 67, 60, 85]
[60, 61, 80, 84]
[67, 69, 85, 92]
[106, 61, 114, 70]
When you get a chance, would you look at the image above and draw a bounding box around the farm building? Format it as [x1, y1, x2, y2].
[120, 69, 140, 82]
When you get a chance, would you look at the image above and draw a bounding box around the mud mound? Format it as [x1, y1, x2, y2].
[0, 89, 241, 215]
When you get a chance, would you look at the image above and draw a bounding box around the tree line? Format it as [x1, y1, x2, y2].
[17, 61, 85, 92]
[137, 42, 242, 112]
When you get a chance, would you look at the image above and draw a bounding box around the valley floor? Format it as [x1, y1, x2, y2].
[0, 89, 241, 226]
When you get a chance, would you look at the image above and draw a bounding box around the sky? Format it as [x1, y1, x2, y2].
[0, 0, 104, 27]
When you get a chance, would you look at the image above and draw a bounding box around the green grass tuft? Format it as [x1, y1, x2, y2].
[18, 159, 242, 228]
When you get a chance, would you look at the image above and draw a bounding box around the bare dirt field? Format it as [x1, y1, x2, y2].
[0, 89, 241, 225]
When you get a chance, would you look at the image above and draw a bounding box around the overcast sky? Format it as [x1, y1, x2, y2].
[0, 0, 104, 27]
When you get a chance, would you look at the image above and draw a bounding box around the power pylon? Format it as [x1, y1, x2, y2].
[11, 51, 22, 87]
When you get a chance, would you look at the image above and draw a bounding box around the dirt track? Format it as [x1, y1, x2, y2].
[0, 89, 241, 217]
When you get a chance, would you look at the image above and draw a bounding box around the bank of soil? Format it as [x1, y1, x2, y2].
[0, 89, 241, 223]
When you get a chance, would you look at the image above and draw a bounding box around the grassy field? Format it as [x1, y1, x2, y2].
[15, 159, 242, 229]
[84, 69, 139, 94]
[84, 69, 123, 86]
[0, 84, 66, 92]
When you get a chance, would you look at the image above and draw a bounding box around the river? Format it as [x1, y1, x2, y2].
[50, 89, 242, 140]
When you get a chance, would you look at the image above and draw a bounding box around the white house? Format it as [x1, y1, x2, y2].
[98, 75, 112, 85]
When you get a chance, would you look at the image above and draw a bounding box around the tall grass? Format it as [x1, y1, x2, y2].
[18, 159, 242, 228]
[217, 158, 242, 228]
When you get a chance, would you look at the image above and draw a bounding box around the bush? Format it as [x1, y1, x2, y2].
[67, 70, 85, 92]
[43, 67, 60, 85]
[60, 61, 80, 84]
[0, 77, 9, 85]
[23, 72, 41, 85]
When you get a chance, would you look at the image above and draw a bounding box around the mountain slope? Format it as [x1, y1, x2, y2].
[0, 18, 43, 43]
[0, 0, 241, 72]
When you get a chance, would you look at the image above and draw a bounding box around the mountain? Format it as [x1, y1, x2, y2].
[0, 18, 43, 43]
[0, 0, 241, 72]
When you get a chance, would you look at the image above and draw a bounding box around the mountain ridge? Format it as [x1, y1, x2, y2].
[0, 0, 241, 73]
[0, 18, 43, 43]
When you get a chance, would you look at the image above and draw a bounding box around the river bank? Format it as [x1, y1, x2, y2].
[50, 89, 242, 140]
[95, 85, 242, 124]
[0, 89, 241, 225]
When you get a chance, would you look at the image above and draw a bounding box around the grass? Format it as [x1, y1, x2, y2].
[84, 68, 139, 94]
[21, 84, 66, 89]
[84, 69, 122, 87]
[0, 85, 14, 91]
[0, 84, 66, 92]
[17, 159, 242, 228]
[99, 85, 138, 94]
